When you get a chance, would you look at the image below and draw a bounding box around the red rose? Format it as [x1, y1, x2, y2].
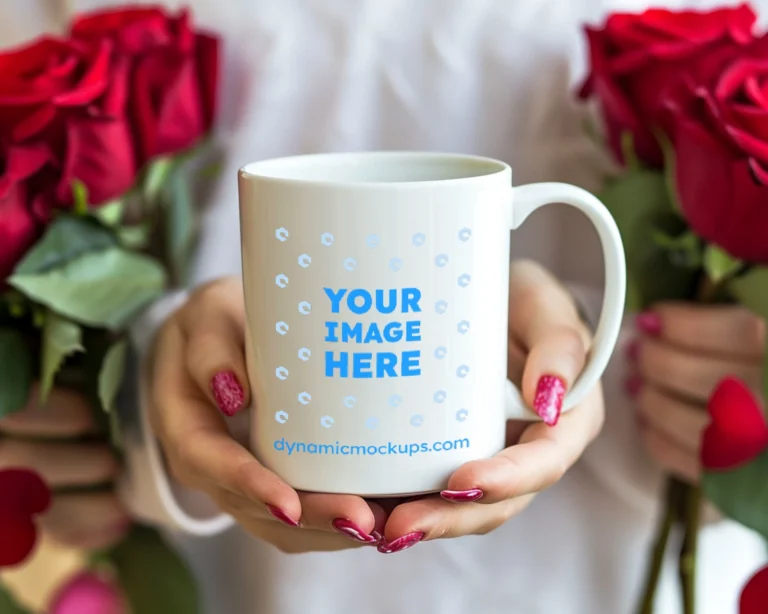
[701, 377, 768, 471]
[0, 468, 51, 567]
[0, 144, 51, 279]
[71, 6, 220, 163]
[0, 36, 137, 208]
[580, 4, 756, 166]
[741, 565, 768, 614]
[666, 36, 768, 263]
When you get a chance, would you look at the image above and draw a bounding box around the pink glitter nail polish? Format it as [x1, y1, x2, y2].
[211, 371, 245, 416]
[533, 375, 566, 426]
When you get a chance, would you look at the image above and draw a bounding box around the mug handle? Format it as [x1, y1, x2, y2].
[503, 182, 626, 420]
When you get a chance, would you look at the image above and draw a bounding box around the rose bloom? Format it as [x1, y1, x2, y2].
[665, 35, 768, 263]
[71, 6, 220, 163]
[0, 36, 137, 209]
[580, 4, 756, 166]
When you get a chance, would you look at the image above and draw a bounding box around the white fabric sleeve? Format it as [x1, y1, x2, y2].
[119, 291, 228, 532]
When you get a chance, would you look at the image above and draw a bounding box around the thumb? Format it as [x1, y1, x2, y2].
[507, 262, 590, 426]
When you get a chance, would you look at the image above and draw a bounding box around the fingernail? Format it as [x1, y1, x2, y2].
[625, 340, 640, 362]
[625, 375, 643, 398]
[377, 531, 425, 554]
[636, 311, 662, 336]
[267, 505, 300, 528]
[211, 371, 245, 416]
[533, 375, 566, 426]
[440, 489, 484, 503]
[332, 518, 378, 544]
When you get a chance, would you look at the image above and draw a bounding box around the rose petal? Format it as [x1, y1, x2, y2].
[57, 114, 136, 206]
[195, 32, 220, 130]
[701, 377, 768, 470]
[741, 565, 768, 614]
[0, 469, 52, 515]
[53, 40, 111, 107]
[748, 157, 768, 185]
[673, 114, 734, 241]
[725, 123, 768, 163]
[0, 509, 37, 568]
[716, 58, 768, 101]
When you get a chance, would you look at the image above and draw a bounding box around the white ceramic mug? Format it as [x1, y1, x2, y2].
[131, 151, 625, 535]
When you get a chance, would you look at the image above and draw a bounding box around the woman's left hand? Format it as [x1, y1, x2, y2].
[375, 260, 605, 553]
[628, 303, 765, 484]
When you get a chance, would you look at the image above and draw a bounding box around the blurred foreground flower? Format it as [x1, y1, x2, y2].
[0, 469, 51, 567]
[49, 572, 126, 614]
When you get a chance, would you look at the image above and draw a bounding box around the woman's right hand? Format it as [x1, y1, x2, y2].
[148, 277, 386, 553]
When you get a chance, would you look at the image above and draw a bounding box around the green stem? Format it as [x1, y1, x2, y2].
[638, 479, 682, 614]
[678, 484, 703, 614]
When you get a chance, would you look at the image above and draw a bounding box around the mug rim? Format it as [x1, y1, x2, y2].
[239, 151, 511, 187]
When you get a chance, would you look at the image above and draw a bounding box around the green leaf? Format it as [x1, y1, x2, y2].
[703, 245, 743, 284]
[91, 199, 124, 227]
[703, 449, 768, 540]
[9, 248, 166, 330]
[14, 216, 117, 275]
[651, 230, 703, 270]
[729, 267, 768, 318]
[0, 328, 32, 417]
[144, 157, 176, 204]
[72, 179, 89, 215]
[0, 582, 31, 614]
[39, 311, 83, 404]
[117, 223, 152, 250]
[110, 525, 200, 614]
[658, 131, 682, 215]
[98, 340, 127, 413]
[166, 169, 196, 283]
[599, 168, 699, 310]
[620, 131, 640, 171]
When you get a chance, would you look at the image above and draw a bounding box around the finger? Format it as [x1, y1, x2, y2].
[635, 385, 708, 453]
[649, 303, 765, 360]
[638, 337, 761, 403]
[0, 440, 118, 488]
[382, 494, 534, 545]
[42, 492, 131, 550]
[506, 261, 590, 423]
[639, 424, 700, 484]
[178, 280, 250, 416]
[238, 518, 372, 554]
[443, 385, 604, 504]
[298, 492, 382, 544]
[0, 385, 94, 438]
[152, 321, 300, 523]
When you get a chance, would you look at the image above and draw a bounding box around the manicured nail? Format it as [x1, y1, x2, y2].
[211, 371, 245, 416]
[266, 505, 300, 528]
[377, 531, 425, 554]
[624, 375, 643, 398]
[332, 518, 377, 544]
[533, 375, 566, 426]
[625, 340, 640, 362]
[440, 489, 484, 503]
[636, 311, 662, 336]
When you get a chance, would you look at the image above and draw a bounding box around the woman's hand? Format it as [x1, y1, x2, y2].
[628, 303, 765, 483]
[0, 387, 131, 550]
[372, 260, 605, 553]
[149, 278, 387, 553]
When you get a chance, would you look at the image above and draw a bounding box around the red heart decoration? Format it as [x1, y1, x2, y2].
[0, 468, 51, 567]
[701, 377, 768, 471]
[741, 565, 768, 614]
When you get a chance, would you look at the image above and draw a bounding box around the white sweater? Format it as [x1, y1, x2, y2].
[3, 1, 765, 612]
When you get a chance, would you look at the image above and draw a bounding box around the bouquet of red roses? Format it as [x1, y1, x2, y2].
[0, 6, 219, 613]
[580, 4, 768, 613]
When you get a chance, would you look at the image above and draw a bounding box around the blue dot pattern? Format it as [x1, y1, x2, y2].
[272, 225, 475, 430]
